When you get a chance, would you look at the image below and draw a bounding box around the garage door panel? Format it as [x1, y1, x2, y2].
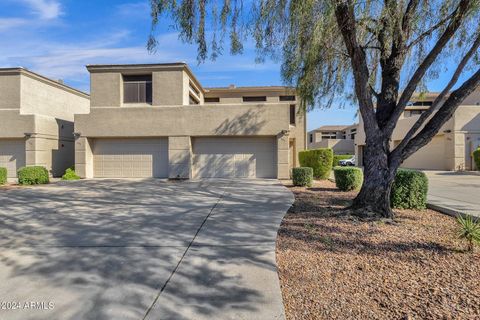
[0, 139, 25, 178]
[193, 137, 276, 179]
[93, 139, 168, 178]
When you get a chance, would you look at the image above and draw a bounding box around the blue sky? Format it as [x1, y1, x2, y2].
[0, 1, 473, 131]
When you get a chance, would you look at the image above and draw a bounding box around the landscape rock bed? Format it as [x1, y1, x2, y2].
[277, 180, 480, 319]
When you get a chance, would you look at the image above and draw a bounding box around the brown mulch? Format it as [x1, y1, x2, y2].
[277, 180, 480, 320]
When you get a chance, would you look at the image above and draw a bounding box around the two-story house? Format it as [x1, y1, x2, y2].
[74, 63, 306, 179]
[355, 90, 480, 170]
[0, 68, 90, 178]
[307, 124, 357, 154]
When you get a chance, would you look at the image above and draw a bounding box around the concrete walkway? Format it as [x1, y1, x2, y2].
[425, 171, 480, 218]
[0, 179, 293, 320]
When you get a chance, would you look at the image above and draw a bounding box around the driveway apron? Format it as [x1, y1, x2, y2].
[0, 179, 293, 320]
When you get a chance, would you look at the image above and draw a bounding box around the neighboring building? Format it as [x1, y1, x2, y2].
[355, 89, 480, 170]
[308, 124, 357, 154]
[0, 68, 90, 178]
[74, 63, 306, 179]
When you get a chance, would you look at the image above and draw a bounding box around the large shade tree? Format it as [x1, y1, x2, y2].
[148, 0, 480, 218]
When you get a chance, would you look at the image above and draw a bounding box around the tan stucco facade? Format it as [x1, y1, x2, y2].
[0, 68, 90, 178]
[75, 63, 306, 179]
[355, 89, 480, 171]
[308, 124, 357, 154]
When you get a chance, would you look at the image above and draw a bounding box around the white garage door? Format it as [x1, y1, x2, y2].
[0, 139, 25, 178]
[401, 136, 446, 170]
[193, 137, 276, 179]
[93, 138, 168, 178]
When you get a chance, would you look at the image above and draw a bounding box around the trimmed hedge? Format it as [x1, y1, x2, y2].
[292, 167, 313, 187]
[299, 148, 333, 179]
[333, 167, 363, 191]
[0, 167, 6, 185]
[62, 167, 80, 180]
[391, 169, 428, 209]
[333, 154, 354, 167]
[17, 166, 49, 185]
[473, 148, 480, 171]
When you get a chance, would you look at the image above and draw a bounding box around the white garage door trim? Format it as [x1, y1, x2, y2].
[93, 138, 168, 178]
[0, 139, 26, 178]
[193, 137, 276, 179]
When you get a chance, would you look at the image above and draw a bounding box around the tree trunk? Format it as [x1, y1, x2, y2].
[351, 139, 398, 219]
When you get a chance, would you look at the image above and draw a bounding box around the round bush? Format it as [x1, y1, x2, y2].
[473, 148, 480, 171]
[333, 154, 353, 167]
[62, 167, 80, 180]
[299, 148, 333, 179]
[0, 167, 7, 185]
[391, 169, 428, 209]
[292, 167, 313, 187]
[333, 167, 363, 191]
[17, 166, 49, 185]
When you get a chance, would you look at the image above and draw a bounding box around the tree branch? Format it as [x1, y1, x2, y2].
[400, 68, 480, 163]
[406, 11, 457, 49]
[391, 32, 480, 162]
[335, 1, 378, 136]
[384, 0, 472, 136]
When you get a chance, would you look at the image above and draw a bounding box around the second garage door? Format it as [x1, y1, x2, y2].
[0, 139, 25, 178]
[193, 137, 276, 179]
[93, 138, 168, 178]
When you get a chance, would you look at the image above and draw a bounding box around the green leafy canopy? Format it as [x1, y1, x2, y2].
[148, 0, 480, 111]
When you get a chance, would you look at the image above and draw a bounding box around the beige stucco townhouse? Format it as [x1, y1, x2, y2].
[74, 63, 306, 179]
[307, 124, 358, 154]
[355, 89, 480, 171]
[0, 68, 90, 178]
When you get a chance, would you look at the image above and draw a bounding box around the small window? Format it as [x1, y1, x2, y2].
[189, 94, 199, 105]
[205, 97, 220, 103]
[290, 104, 296, 125]
[280, 95, 296, 101]
[243, 96, 267, 102]
[309, 134, 313, 143]
[123, 75, 152, 104]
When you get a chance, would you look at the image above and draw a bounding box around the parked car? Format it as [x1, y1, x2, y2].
[339, 156, 356, 166]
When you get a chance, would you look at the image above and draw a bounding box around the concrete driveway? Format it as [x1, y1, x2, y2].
[425, 171, 480, 218]
[0, 179, 293, 320]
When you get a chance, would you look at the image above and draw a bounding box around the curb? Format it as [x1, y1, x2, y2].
[427, 203, 479, 221]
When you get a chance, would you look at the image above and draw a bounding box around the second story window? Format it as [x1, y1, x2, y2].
[322, 132, 337, 139]
[309, 134, 313, 143]
[280, 95, 296, 101]
[290, 105, 296, 125]
[205, 97, 220, 103]
[123, 75, 152, 104]
[243, 96, 266, 102]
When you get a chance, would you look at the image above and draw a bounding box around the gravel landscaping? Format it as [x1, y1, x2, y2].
[277, 180, 480, 320]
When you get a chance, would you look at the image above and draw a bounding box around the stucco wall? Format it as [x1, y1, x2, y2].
[20, 74, 90, 121]
[0, 74, 21, 109]
[309, 139, 355, 154]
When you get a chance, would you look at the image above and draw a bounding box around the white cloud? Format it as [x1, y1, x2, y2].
[19, 0, 62, 20]
[0, 18, 28, 31]
[115, 2, 150, 17]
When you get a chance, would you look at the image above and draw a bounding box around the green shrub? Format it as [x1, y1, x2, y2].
[391, 169, 428, 209]
[473, 148, 480, 171]
[62, 167, 80, 180]
[457, 214, 480, 252]
[0, 167, 6, 185]
[333, 167, 363, 191]
[333, 154, 354, 167]
[299, 148, 333, 179]
[17, 166, 49, 185]
[292, 167, 313, 187]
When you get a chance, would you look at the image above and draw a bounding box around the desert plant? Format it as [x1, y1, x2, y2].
[292, 167, 313, 187]
[333, 154, 353, 167]
[473, 148, 480, 171]
[17, 166, 49, 185]
[0, 167, 6, 185]
[457, 215, 480, 252]
[391, 169, 428, 209]
[62, 167, 80, 180]
[298, 148, 333, 180]
[334, 167, 363, 191]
